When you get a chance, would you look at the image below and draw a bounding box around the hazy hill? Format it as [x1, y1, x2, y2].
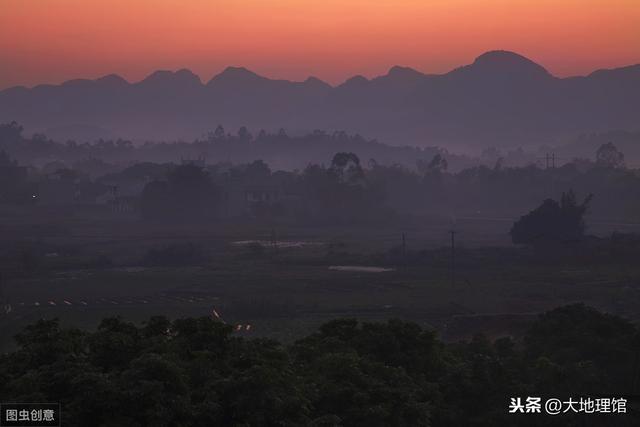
[1, 50, 638, 148]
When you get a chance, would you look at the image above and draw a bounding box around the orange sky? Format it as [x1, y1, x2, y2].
[1, 0, 639, 89]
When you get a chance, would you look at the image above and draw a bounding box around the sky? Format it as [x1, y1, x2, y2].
[1, 0, 639, 89]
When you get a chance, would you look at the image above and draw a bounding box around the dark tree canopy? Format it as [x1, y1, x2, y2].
[0, 121, 23, 146]
[510, 190, 593, 247]
[329, 152, 364, 185]
[1, 304, 638, 426]
[141, 164, 219, 221]
[596, 142, 625, 168]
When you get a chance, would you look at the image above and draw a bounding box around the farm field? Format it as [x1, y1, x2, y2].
[2, 212, 640, 351]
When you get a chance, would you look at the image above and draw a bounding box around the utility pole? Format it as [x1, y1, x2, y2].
[401, 232, 406, 259]
[540, 153, 560, 170]
[449, 230, 456, 287]
[551, 162, 555, 197]
[550, 152, 556, 196]
[270, 228, 277, 251]
[0, 272, 9, 315]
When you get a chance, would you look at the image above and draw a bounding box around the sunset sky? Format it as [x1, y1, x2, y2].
[1, 0, 639, 89]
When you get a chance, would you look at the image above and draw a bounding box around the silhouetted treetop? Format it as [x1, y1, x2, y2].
[596, 142, 625, 168]
[510, 190, 593, 248]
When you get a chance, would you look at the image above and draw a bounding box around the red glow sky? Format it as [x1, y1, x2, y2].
[1, 0, 639, 89]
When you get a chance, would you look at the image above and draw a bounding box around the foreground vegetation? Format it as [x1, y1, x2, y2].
[1, 304, 638, 426]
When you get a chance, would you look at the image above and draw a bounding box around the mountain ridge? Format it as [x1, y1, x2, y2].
[9, 50, 639, 92]
[0, 50, 638, 147]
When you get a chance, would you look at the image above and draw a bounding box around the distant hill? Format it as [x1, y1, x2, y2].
[1, 50, 638, 148]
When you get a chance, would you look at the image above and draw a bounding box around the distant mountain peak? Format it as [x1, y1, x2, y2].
[96, 74, 128, 86]
[221, 66, 257, 75]
[387, 65, 422, 77]
[474, 50, 534, 65]
[340, 75, 369, 89]
[304, 76, 323, 83]
[209, 66, 265, 85]
[175, 68, 200, 80]
[470, 50, 550, 76]
[139, 69, 201, 86]
[383, 66, 426, 83]
[304, 76, 331, 88]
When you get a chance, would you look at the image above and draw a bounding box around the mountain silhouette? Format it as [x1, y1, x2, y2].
[0, 50, 638, 147]
[209, 66, 266, 86]
[466, 50, 551, 77]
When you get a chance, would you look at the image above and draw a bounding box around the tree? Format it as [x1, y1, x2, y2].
[214, 125, 225, 139]
[510, 190, 593, 247]
[140, 164, 219, 221]
[237, 126, 253, 141]
[329, 152, 364, 185]
[244, 160, 271, 180]
[0, 121, 23, 147]
[2, 307, 639, 427]
[427, 154, 448, 173]
[417, 153, 448, 176]
[596, 142, 625, 168]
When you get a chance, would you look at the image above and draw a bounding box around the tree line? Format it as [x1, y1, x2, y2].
[2, 118, 639, 224]
[0, 304, 638, 426]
